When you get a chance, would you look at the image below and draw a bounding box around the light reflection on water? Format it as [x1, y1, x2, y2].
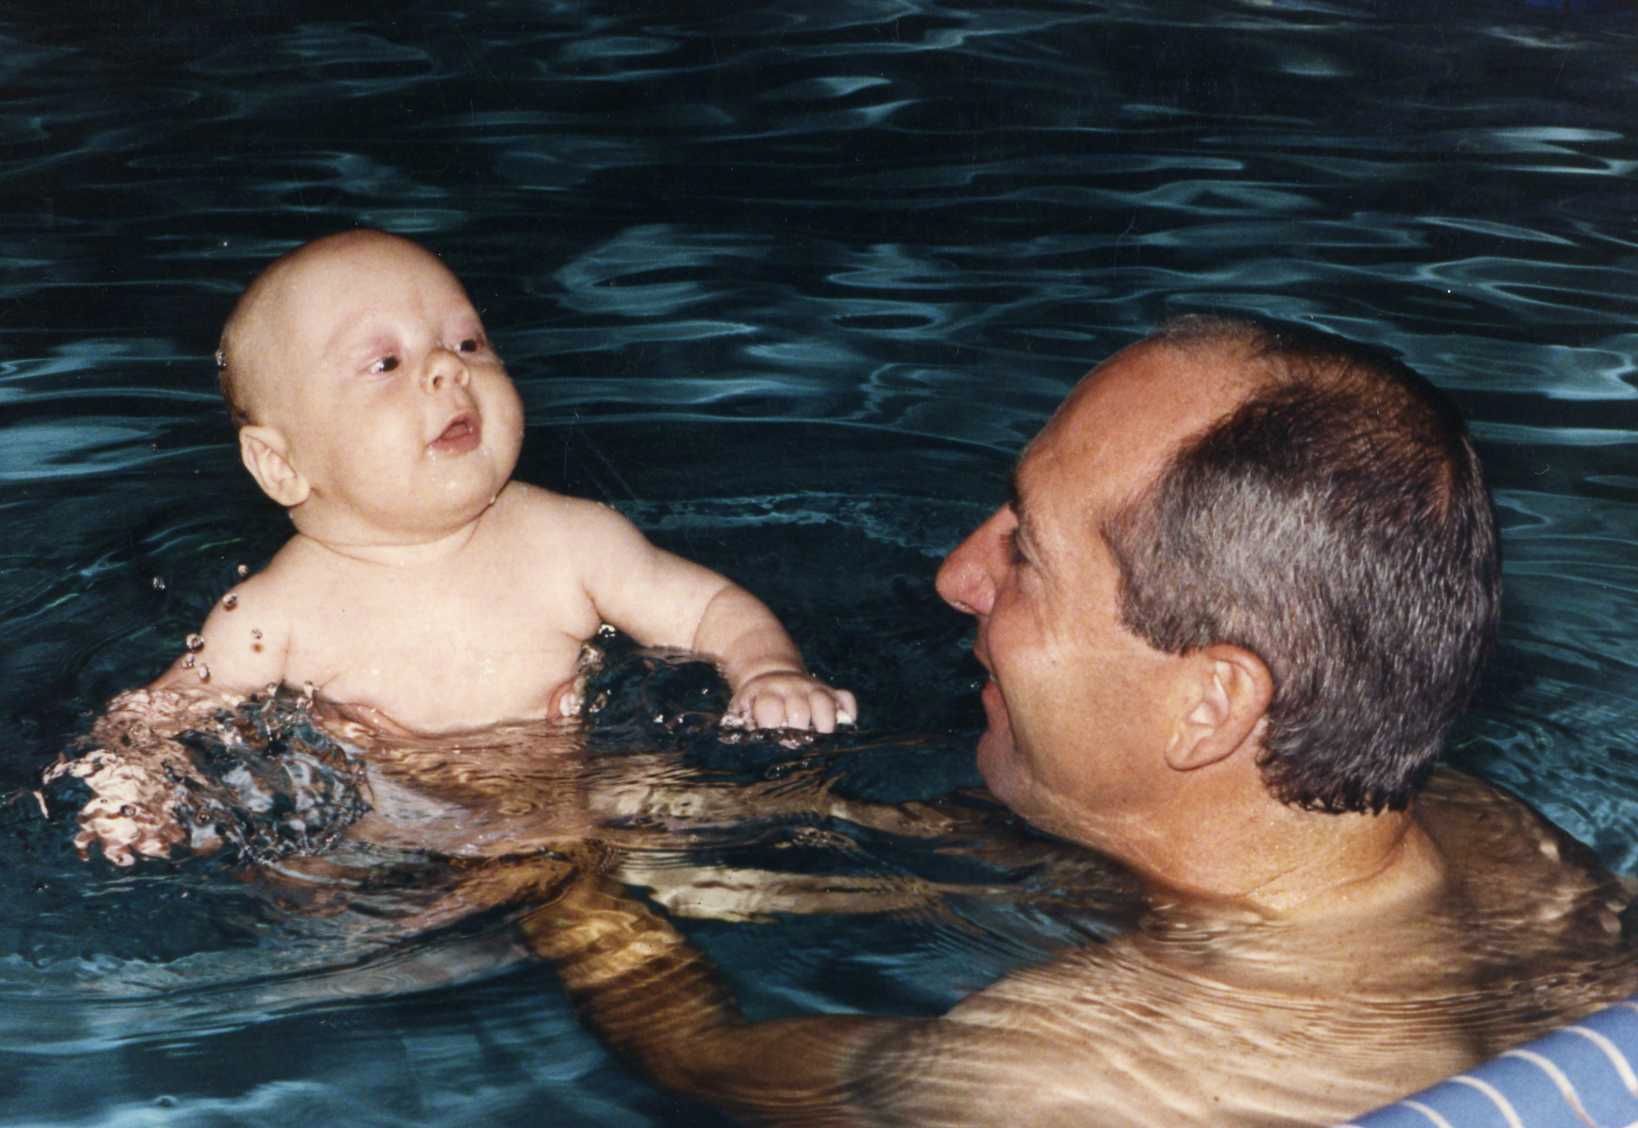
[3, 1, 1638, 1123]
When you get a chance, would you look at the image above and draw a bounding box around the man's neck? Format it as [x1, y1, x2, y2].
[1093, 766, 1445, 919]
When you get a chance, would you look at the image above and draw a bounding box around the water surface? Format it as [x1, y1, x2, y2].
[3, 2, 1637, 1124]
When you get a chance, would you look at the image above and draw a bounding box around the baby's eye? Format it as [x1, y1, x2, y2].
[455, 335, 484, 354]
[370, 355, 400, 375]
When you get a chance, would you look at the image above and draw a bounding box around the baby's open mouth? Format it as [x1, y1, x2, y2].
[429, 412, 481, 454]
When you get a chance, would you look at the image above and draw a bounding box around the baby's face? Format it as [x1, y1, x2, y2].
[245, 233, 525, 543]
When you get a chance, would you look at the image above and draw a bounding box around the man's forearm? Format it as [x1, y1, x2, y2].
[519, 871, 907, 1123]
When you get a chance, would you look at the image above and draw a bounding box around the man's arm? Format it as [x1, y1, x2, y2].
[518, 867, 915, 1124]
[518, 866, 1114, 1126]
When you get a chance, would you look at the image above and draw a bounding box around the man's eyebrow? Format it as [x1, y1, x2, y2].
[1006, 466, 1041, 552]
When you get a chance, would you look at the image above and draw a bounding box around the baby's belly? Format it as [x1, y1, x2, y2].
[315, 659, 583, 735]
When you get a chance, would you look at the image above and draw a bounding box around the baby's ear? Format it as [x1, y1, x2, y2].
[239, 425, 310, 508]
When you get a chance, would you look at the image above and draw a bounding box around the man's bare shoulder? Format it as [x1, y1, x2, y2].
[1422, 767, 1626, 900]
[848, 952, 1170, 1125]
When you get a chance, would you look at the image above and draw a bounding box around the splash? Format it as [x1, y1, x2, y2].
[165, 689, 371, 864]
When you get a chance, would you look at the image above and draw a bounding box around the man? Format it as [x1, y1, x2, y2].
[523, 315, 1636, 1125]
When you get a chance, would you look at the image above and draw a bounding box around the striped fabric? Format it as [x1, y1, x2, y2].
[1346, 997, 1638, 1128]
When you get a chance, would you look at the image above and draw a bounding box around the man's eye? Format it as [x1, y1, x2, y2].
[1004, 529, 1026, 566]
[370, 355, 400, 375]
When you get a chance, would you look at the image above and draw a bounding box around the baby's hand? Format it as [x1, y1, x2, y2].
[45, 750, 192, 867]
[722, 671, 858, 734]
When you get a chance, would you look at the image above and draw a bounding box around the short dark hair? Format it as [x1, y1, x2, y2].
[1103, 314, 1501, 814]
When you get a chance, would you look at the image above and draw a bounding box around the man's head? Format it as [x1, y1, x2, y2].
[937, 315, 1499, 839]
[215, 229, 524, 546]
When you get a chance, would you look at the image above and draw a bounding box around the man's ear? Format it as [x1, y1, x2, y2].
[239, 425, 310, 508]
[1164, 644, 1274, 772]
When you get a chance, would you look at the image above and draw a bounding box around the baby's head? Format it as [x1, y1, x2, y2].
[216, 230, 525, 546]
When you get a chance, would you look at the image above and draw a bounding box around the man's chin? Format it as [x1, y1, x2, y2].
[974, 728, 1018, 798]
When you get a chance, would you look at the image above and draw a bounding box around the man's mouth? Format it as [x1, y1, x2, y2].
[971, 640, 992, 676]
[429, 412, 481, 454]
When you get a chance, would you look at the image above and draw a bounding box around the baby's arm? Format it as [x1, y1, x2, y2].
[46, 685, 231, 865]
[150, 570, 291, 698]
[49, 574, 294, 866]
[560, 499, 857, 732]
[693, 580, 859, 732]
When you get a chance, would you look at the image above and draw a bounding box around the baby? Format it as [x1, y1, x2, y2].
[55, 228, 856, 864]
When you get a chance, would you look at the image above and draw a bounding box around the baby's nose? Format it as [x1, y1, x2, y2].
[422, 348, 472, 393]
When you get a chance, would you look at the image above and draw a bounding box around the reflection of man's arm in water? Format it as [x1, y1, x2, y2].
[518, 866, 1059, 1127]
[521, 869, 889, 1122]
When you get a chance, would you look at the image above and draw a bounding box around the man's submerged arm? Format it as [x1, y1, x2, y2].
[519, 869, 933, 1125]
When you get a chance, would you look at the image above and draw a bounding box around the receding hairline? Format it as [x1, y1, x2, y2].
[1087, 313, 1478, 609]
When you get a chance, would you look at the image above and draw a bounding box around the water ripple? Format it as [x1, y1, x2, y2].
[4, 3, 1638, 1122]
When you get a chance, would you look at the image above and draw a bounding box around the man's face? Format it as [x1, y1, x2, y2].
[935, 342, 1245, 845]
[244, 233, 525, 543]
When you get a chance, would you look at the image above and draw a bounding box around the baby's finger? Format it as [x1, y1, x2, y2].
[808, 691, 837, 734]
[783, 692, 813, 731]
[752, 693, 789, 730]
[835, 689, 858, 726]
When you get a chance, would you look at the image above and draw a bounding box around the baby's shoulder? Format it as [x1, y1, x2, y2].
[216, 540, 317, 626]
[494, 482, 640, 543]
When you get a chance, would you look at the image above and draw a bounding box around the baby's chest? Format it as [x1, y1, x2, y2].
[290, 579, 597, 720]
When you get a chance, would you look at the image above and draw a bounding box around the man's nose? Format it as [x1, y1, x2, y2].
[935, 510, 1003, 617]
[422, 348, 472, 394]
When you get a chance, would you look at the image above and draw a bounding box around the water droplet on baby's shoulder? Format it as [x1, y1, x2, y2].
[196, 663, 211, 682]
[222, 593, 239, 610]
[186, 633, 204, 652]
[236, 564, 250, 578]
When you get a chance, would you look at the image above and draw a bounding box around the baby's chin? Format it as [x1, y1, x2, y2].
[423, 436, 520, 508]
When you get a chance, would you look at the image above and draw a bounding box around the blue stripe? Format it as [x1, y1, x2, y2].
[1349, 997, 1638, 1127]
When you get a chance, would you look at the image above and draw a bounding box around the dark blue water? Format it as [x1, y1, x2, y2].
[4, 2, 1638, 1124]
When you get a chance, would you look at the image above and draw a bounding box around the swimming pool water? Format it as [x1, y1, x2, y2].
[4, 3, 1637, 1124]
